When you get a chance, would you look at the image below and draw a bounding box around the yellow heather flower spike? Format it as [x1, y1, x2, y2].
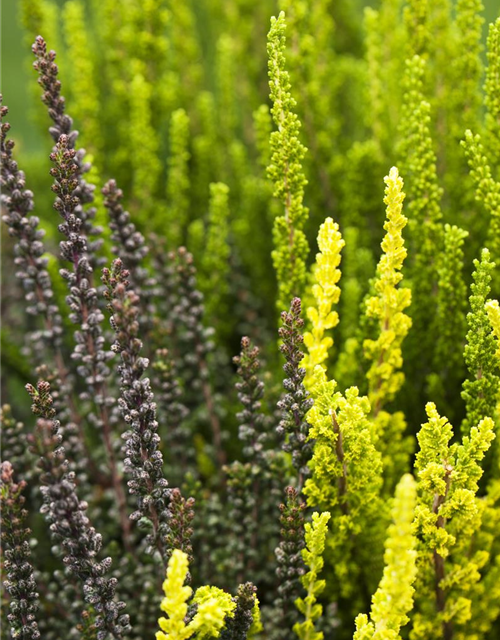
[156, 549, 193, 640]
[364, 167, 412, 415]
[294, 511, 331, 640]
[156, 550, 236, 640]
[189, 586, 236, 638]
[486, 299, 500, 362]
[303, 217, 345, 386]
[353, 474, 417, 640]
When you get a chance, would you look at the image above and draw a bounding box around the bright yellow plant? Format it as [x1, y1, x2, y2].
[303, 217, 345, 386]
[156, 549, 236, 640]
[364, 166, 411, 415]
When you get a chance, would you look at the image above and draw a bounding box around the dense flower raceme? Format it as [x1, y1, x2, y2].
[2, 2, 500, 640]
[102, 258, 175, 564]
[1, 461, 40, 640]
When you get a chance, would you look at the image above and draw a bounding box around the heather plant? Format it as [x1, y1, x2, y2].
[2, 1, 500, 640]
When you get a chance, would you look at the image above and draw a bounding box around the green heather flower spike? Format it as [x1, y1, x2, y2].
[278, 0, 338, 215]
[339, 226, 373, 339]
[353, 473, 417, 640]
[276, 0, 305, 82]
[253, 104, 272, 170]
[156, 549, 236, 640]
[231, 103, 276, 293]
[302, 217, 345, 385]
[427, 0, 458, 159]
[428, 224, 469, 418]
[294, 511, 331, 640]
[165, 108, 190, 245]
[364, 166, 411, 415]
[463, 398, 500, 640]
[450, 0, 484, 138]
[461, 248, 499, 435]
[304, 366, 386, 601]
[267, 11, 310, 311]
[485, 18, 500, 160]
[462, 131, 500, 283]
[130, 61, 161, 210]
[398, 55, 443, 234]
[411, 403, 495, 640]
[129, 0, 172, 112]
[397, 55, 443, 399]
[435, 225, 469, 366]
[200, 183, 231, 330]
[363, 2, 405, 155]
[216, 34, 237, 142]
[363, 7, 384, 138]
[404, 0, 430, 57]
[110, 0, 173, 118]
[168, 1, 203, 106]
[62, 0, 100, 156]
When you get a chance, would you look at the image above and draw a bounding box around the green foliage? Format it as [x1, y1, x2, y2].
[62, 1, 100, 155]
[304, 367, 386, 606]
[461, 132, 500, 288]
[453, 1, 484, 130]
[411, 403, 495, 639]
[397, 55, 443, 381]
[129, 62, 161, 211]
[485, 18, 500, 161]
[199, 182, 231, 330]
[363, 3, 405, 156]
[165, 108, 191, 244]
[428, 224, 469, 420]
[404, 0, 430, 57]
